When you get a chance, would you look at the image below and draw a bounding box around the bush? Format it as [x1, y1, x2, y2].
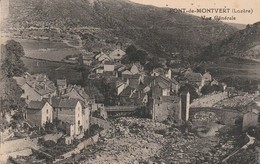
[43, 140, 56, 148]
[84, 124, 104, 138]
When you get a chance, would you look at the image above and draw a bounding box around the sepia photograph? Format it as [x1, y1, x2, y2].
[0, 0, 260, 163]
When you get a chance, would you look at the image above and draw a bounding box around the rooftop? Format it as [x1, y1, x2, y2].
[28, 100, 47, 110]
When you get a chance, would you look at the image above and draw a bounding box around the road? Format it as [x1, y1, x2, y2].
[222, 132, 256, 163]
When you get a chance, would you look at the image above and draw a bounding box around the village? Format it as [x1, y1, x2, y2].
[0, 37, 260, 164]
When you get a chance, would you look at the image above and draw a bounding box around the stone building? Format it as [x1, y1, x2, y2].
[26, 100, 53, 127]
[52, 98, 90, 137]
[242, 110, 259, 131]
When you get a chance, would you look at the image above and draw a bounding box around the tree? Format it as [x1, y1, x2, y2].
[1, 40, 27, 77]
[144, 56, 162, 72]
[123, 45, 148, 65]
[0, 76, 25, 113]
[201, 84, 222, 95]
[179, 84, 199, 102]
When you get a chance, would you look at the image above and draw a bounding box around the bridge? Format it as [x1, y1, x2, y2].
[189, 107, 243, 125]
[104, 106, 140, 112]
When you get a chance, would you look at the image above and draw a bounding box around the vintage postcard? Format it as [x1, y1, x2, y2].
[0, 0, 259, 163]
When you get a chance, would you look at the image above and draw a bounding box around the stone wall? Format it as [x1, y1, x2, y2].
[53, 132, 101, 163]
[53, 117, 111, 163]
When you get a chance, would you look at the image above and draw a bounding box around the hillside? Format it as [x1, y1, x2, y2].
[202, 22, 260, 61]
[226, 23, 247, 30]
[8, 0, 238, 59]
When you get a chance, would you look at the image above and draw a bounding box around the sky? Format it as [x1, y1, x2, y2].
[130, 0, 260, 24]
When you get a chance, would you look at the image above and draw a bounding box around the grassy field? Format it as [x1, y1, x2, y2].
[18, 39, 80, 61]
[22, 57, 82, 84]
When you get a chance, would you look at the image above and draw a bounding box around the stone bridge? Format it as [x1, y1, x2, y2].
[189, 107, 243, 125]
[104, 106, 140, 112]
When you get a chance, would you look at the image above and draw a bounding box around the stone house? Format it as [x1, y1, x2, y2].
[255, 96, 260, 107]
[121, 74, 144, 89]
[19, 74, 57, 102]
[149, 91, 190, 123]
[103, 61, 115, 72]
[243, 110, 259, 131]
[109, 48, 126, 62]
[114, 63, 128, 76]
[119, 86, 148, 106]
[61, 84, 94, 105]
[116, 79, 129, 95]
[149, 96, 180, 122]
[210, 78, 219, 86]
[57, 79, 67, 95]
[121, 70, 133, 75]
[93, 65, 104, 74]
[82, 55, 93, 66]
[184, 72, 204, 87]
[202, 72, 212, 85]
[95, 52, 111, 63]
[130, 62, 144, 75]
[52, 98, 90, 137]
[26, 100, 53, 127]
[150, 75, 179, 94]
[151, 68, 172, 79]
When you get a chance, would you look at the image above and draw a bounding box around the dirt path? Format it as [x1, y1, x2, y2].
[222, 133, 256, 163]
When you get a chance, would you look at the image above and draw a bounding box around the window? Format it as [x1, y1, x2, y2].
[46, 116, 49, 121]
[46, 109, 48, 114]
[60, 108, 62, 111]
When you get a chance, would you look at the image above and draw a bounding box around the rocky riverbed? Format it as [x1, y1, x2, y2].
[78, 117, 246, 164]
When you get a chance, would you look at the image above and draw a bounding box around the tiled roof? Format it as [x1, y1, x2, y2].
[143, 76, 156, 86]
[128, 78, 140, 89]
[64, 85, 89, 100]
[104, 61, 115, 65]
[122, 74, 140, 79]
[185, 73, 202, 82]
[28, 100, 47, 110]
[109, 49, 126, 59]
[59, 99, 79, 108]
[13, 76, 26, 86]
[157, 81, 170, 89]
[119, 86, 133, 97]
[25, 74, 56, 96]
